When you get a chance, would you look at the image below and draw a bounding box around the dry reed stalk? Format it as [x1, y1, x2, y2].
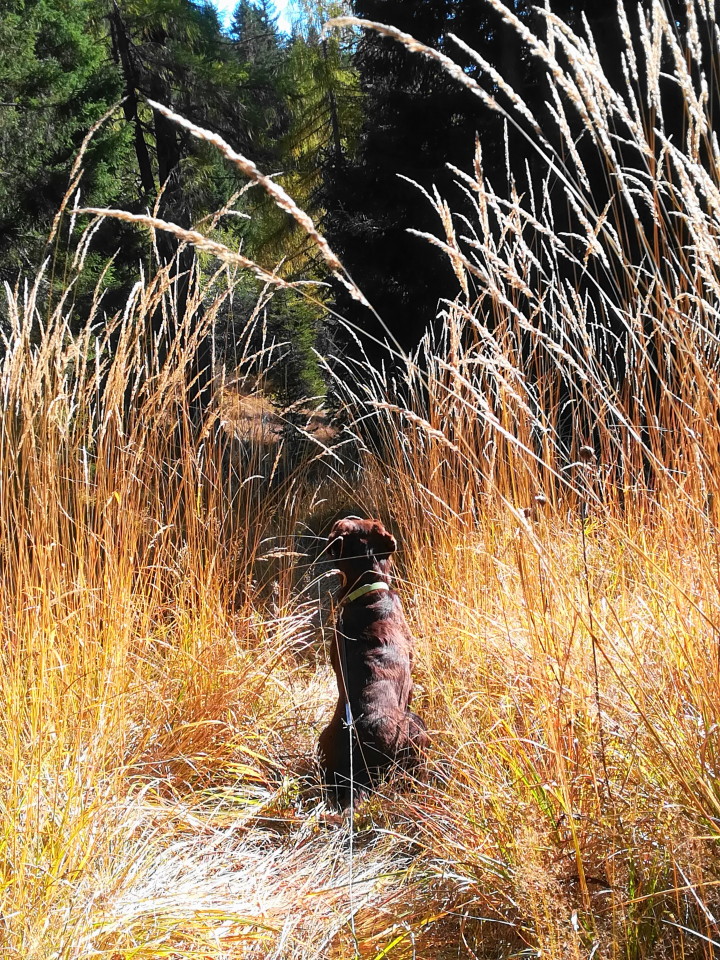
[75, 207, 297, 290]
[5, 2, 720, 956]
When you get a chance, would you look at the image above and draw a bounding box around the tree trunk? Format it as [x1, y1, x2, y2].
[109, 3, 155, 199]
[152, 95, 212, 424]
[110, 4, 212, 424]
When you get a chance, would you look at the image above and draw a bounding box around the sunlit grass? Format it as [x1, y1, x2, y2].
[4, 1, 720, 957]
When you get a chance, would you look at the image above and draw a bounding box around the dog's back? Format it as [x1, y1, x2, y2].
[318, 517, 429, 808]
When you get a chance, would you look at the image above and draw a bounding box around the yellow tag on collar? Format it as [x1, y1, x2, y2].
[343, 581, 390, 604]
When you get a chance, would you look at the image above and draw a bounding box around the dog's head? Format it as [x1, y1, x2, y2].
[327, 517, 397, 581]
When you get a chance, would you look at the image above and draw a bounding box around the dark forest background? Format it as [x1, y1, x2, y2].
[0, 0, 698, 406]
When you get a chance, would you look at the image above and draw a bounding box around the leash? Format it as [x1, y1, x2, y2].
[333, 577, 388, 944]
[326, 527, 391, 939]
[332, 600, 358, 944]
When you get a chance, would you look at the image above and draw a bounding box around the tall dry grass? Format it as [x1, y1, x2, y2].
[4, 0, 720, 957]
[0, 250, 348, 956]
[322, 2, 720, 955]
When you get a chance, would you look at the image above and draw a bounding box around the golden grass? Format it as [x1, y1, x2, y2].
[4, 2, 720, 957]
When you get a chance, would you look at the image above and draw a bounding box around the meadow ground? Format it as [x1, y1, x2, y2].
[4, 3, 720, 957]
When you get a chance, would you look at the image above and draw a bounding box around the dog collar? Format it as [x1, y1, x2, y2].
[343, 581, 390, 604]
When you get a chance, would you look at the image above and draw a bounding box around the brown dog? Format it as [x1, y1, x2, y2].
[318, 517, 429, 808]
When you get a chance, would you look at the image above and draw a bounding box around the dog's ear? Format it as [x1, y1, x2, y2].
[369, 522, 396, 557]
[328, 533, 343, 558]
[328, 519, 351, 558]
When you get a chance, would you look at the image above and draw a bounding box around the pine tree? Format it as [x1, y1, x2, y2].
[0, 0, 129, 284]
[232, 0, 284, 73]
[322, 0, 705, 360]
[108, 0, 260, 416]
[220, 1, 362, 403]
[250, 1, 359, 273]
[322, 0, 505, 356]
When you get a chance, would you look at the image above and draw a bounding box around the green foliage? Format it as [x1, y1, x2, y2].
[0, 0, 129, 281]
[216, 275, 329, 405]
[323, 0, 509, 353]
[218, 1, 361, 401]
[266, 288, 328, 404]
[0, 0, 363, 400]
[282, 15, 361, 218]
[223, 1, 360, 278]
